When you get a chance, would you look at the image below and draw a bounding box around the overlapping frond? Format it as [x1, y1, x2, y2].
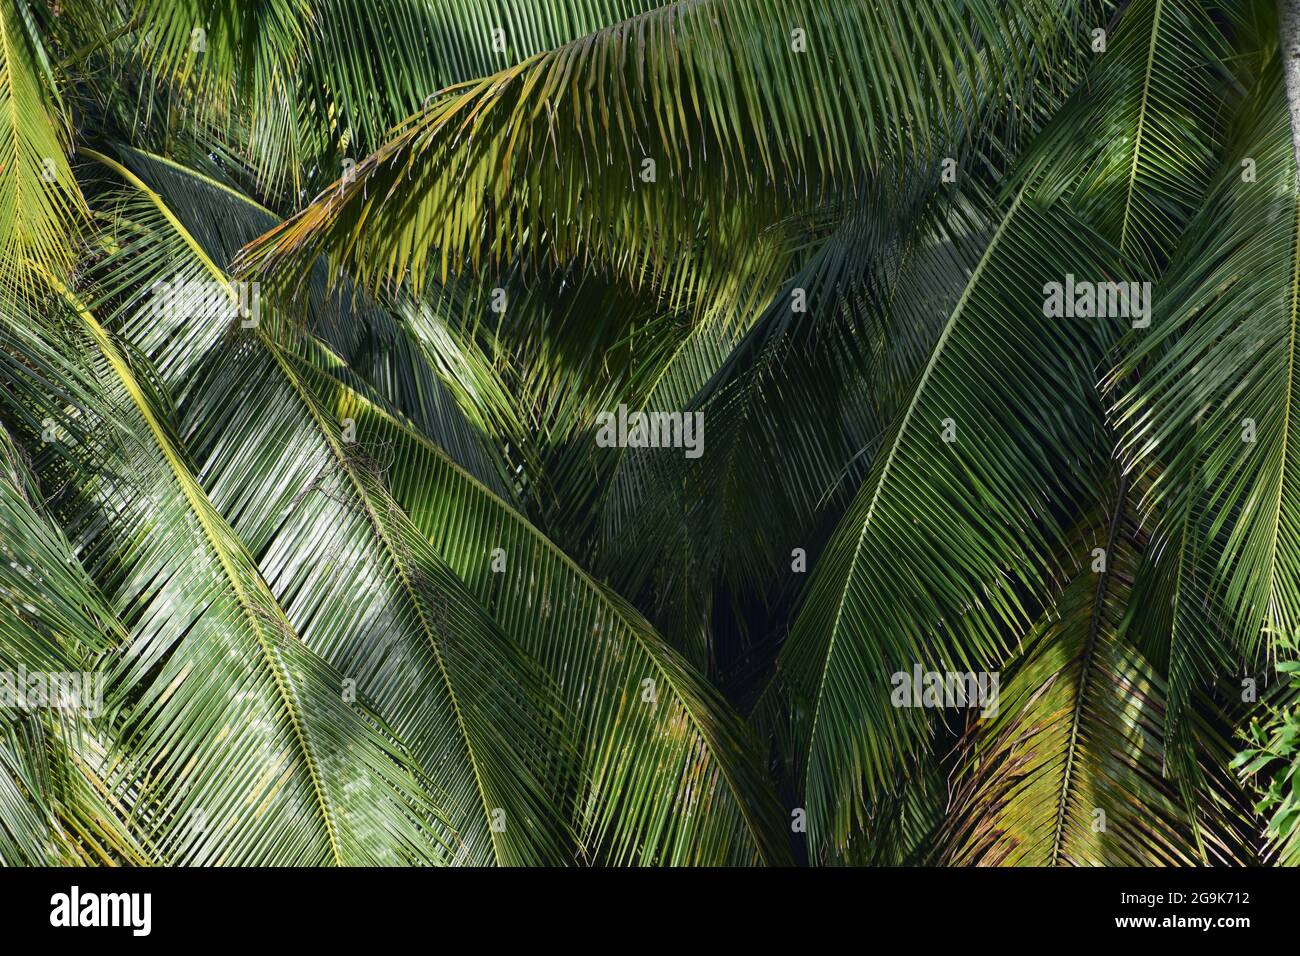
[236, 0, 1087, 299]
[88, 145, 507, 493]
[0, 0, 1292, 870]
[131, 0, 312, 99]
[296, 356, 792, 865]
[773, 189, 1127, 855]
[1113, 62, 1300, 664]
[1024, 0, 1234, 271]
[0, 424, 149, 865]
[939, 491, 1258, 865]
[79, 148, 576, 865]
[309, 0, 669, 154]
[12, 273, 450, 866]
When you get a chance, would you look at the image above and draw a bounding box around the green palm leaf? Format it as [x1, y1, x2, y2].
[309, 0, 668, 154]
[79, 148, 576, 865]
[1023, 0, 1233, 271]
[774, 188, 1128, 856]
[235, 0, 1088, 298]
[939, 487, 1257, 865]
[295, 352, 792, 865]
[0, 423, 150, 865]
[1113, 61, 1300, 666]
[0, 0, 84, 293]
[91, 145, 509, 494]
[16, 270, 450, 866]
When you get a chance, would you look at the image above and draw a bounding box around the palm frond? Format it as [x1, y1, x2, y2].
[235, 0, 1090, 298]
[0, 423, 151, 865]
[1023, 0, 1235, 271]
[773, 188, 1127, 855]
[309, 0, 668, 156]
[297, 354, 792, 865]
[90, 144, 509, 494]
[0, 0, 84, 293]
[939, 488, 1258, 865]
[1113, 60, 1300, 666]
[14, 269, 451, 866]
[78, 148, 577, 865]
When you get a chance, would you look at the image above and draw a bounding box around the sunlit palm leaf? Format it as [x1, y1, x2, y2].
[90, 145, 508, 494]
[939, 488, 1258, 865]
[236, 0, 1088, 299]
[80, 149, 576, 865]
[13, 270, 450, 866]
[0, 423, 150, 865]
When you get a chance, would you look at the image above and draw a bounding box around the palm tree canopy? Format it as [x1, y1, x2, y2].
[0, 0, 1296, 867]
